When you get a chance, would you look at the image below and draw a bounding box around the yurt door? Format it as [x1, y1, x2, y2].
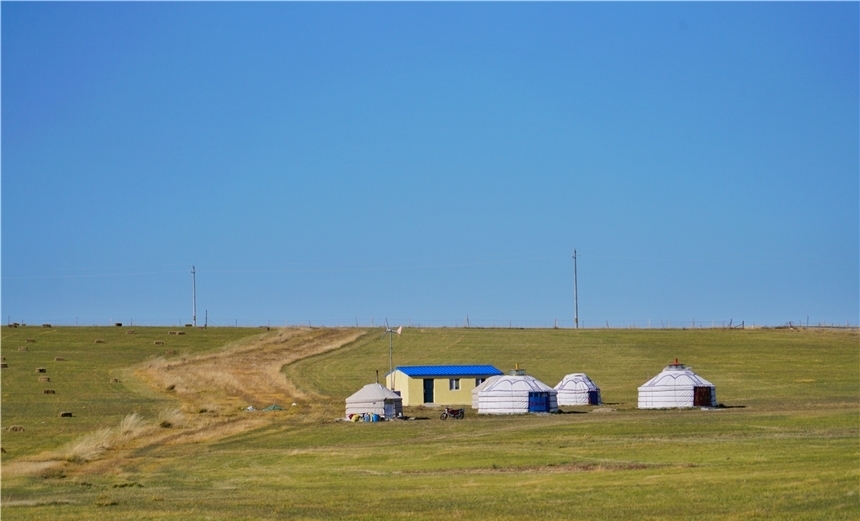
[423, 379, 434, 404]
[694, 386, 713, 407]
[588, 390, 600, 405]
[528, 392, 549, 412]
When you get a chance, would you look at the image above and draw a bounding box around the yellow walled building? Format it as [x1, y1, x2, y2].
[386, 365, 503, 406]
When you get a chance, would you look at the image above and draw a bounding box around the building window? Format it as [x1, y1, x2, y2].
[476, 378, 486, 386]
[449, 378, 460, 391]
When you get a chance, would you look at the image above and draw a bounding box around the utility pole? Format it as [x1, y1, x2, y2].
[573, 250, 579, 329]
[191, 265, 197, 327]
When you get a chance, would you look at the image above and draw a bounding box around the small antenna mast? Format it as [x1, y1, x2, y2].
[381, 319, 402, 384]
[191, 265, 197, 327]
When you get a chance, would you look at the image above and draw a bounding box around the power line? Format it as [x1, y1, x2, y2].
[191, 265, 197, 328]
[573, 249, 579, 329]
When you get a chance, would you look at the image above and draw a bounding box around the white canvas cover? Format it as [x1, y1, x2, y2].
[471, 375, 502, 408]
[637, 364, 716, 409]
[477, 375, 558, 414]
[345, 383, 403, 418]
[554, 373, 602, 406]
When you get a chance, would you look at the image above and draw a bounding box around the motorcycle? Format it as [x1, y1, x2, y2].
[439, 406, 465, 420]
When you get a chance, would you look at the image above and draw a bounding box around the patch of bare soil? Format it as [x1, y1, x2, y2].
[138, 327, 361, 410]
[7, 327, 364, 478]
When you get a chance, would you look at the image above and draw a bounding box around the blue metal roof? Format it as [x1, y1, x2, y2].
[395, 365, 503, 377]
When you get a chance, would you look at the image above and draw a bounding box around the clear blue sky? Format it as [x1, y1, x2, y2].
[2, 2, 858, 328]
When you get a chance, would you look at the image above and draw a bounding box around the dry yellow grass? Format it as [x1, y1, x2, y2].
[62, 427, 115, 463]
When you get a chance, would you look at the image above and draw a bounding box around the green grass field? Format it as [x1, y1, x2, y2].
[2, 326, 858, 520]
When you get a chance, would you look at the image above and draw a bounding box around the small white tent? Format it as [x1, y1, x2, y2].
[638, 361, 716, 409]
[471, 375, 502, 409]
[345, 383, 403, 418]
[554, 373, 602, 406]
[477, 374, 558, 414]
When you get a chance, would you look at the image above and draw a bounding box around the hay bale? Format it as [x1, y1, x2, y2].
[54, 356, 65, 362]
[94, 339, 105, 344]
[58, 411, 73, 418]
[39, 376, 51, 382]
[165, 349, 177, 355]
[184, 324, 192, 327]
[35, 367, 46, 373]
[153, 340, 165, 345]
[0, 363, 7, 369]
[43, 389, 56, 394]
[126, 329, 135, 334]
[110, 378, 120, 383]
[17, 346, 28, 351]
[8, 425, 24, 432]
[42, 324, 52, 328]
[177, 331, 186, 336]
[168, 331, 178, 335]
[25, 339, 35, 343]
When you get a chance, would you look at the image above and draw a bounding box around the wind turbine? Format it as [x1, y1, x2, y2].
[381, 318, 402, 377]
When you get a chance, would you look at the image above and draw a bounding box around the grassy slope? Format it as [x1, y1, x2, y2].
[0, 326, 264, 457]
[2, 327, 858, 520]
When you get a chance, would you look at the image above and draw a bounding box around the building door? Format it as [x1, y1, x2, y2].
[423, 379, 434, 403]
[587, 390, 600, 405]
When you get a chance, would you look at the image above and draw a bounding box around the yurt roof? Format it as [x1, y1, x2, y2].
[555, 373, 600, 391]
[345, 383, 402, 403]
[638, 363, 714, 390]
[480, 374, 556, 394]
[473, 375, 502, 394]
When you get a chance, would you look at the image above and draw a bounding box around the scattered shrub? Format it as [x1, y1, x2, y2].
[157, 407, 185, 429]
[94, 495, 117, 507]
[38, 467, 66, 480]
[118, 413, 144, 436]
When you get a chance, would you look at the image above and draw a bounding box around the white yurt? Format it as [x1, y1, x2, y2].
[477, 374, 558, 414]
[554, 373, 602, 406]
[638, 360, 716, 409]
[471, 375, 502, 409]
[345, 383, 403, 419]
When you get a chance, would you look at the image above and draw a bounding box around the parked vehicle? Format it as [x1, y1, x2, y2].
[440, 406, 465, 420]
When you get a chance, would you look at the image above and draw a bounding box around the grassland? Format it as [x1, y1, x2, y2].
[2, 325, 858, 520]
